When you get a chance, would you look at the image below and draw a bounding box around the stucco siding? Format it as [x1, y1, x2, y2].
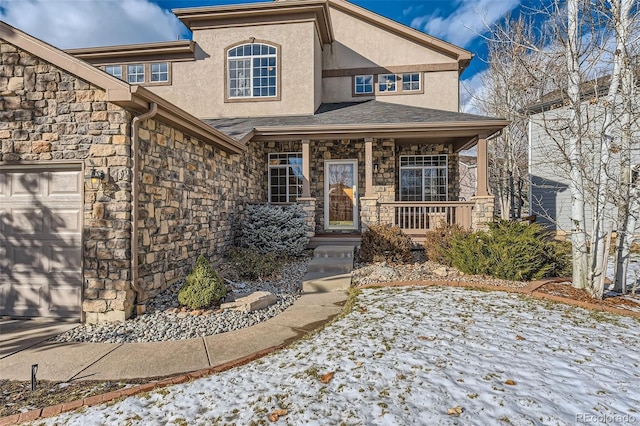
[149, 21, 318, 119]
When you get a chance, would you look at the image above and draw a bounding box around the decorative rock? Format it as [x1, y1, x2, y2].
[221, 291, 278, 313]
[432, 267, 449, 278]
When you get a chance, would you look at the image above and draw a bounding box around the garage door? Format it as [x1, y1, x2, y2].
[0, 166, 83, 319]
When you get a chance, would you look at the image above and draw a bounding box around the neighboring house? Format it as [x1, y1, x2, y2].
[0, 0, 507, 322]
[528, 77, 640, 235]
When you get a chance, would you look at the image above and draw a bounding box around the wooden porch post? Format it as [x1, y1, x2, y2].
[365, 137, 373, 196]
[476, 137, 489, 196]
[302, 139, 310, 197]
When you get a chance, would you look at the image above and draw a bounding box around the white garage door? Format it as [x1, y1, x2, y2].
[0, 165, 83, 319]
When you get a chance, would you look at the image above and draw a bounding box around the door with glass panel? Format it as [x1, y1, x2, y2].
[324, 160, 358, 230]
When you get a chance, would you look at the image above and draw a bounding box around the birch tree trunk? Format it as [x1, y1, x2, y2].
[612, 0, 636, 293]
[566, 0, 589, 290]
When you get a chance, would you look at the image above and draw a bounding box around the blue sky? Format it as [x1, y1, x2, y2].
[0, 0, 525, 109]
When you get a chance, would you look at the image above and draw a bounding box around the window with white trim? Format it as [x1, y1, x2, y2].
[402, 73, 421, 91]
[378, 74, 397, 92]
[399, 155, 448, 201]
[150, 62, 169, 82]
[104, 65, 122, 80]
[268, 153, 302, 203]
[228, 43, 277, 98]
[127, 64, 144, 84]
[354, 75, 374, 94]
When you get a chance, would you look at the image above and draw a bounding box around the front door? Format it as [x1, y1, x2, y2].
[324, 160, 358, 230]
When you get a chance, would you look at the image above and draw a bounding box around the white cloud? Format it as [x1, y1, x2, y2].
[411, 0, 521, 47]
[460, 69, 488, 114]
[0, 0, 187, 49]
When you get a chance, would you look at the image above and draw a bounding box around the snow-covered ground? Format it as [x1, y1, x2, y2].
[38, 287, 640, 426]
[606, 254, 640, 291]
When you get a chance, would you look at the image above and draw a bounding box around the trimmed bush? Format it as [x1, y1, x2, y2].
[360, 224, 413, 263]
[178, 255, 227, 309]
[240, 204, 310, 257]
[445, 220, 571, 281]
[227, 247, 282, 281]
[423, 224, 471, 266]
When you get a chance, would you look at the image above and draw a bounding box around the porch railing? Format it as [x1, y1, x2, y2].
[378, 202, 475, 235]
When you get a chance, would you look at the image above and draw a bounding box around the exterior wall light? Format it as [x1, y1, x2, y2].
[89, 168, 106, 190]
[373, 163, 380, 172]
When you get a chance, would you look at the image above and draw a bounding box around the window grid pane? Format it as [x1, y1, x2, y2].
[105, 65, 122, 79]
[127, 64, 144, 84]
[150, 62, 169, 82]
[227, 43, 277, 98]
[268, 153, 302, 203]
[355, 75, 373, 94]
[378, 74, 396, 92]
[399, 155, 448, 201]
[402, 73, 421, 91]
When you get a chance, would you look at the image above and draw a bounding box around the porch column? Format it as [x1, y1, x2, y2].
[365, 137, 373, 196]
[301, 139, 310, 197]
[476, 137, 489, 196]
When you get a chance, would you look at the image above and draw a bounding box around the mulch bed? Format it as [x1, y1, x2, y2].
[535, 281, 640, 312]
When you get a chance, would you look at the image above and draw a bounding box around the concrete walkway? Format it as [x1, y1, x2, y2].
[0, 291, 347, 382]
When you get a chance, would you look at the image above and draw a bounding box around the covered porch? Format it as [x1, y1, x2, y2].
[205, 101, 508, 240]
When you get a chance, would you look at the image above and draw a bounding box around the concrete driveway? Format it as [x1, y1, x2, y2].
[0, 318, 78, 359]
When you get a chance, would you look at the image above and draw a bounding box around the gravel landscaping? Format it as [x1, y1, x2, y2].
[52, 257, 309, 344]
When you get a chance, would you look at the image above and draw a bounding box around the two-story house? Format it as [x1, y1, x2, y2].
[0, 0, 507, 322]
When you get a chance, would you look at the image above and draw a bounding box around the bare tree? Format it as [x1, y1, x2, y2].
[478, 0, 639, 298]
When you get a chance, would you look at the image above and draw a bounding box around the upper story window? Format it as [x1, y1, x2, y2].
[402, 73, 421, 91]
[102, 62, 171, 85]
[399, 155, 448, 201]
[353, 72, 423, 96]
[378, 74, 397, 93]
[227, 43, 278, 99]
[150, 62, 169, 82]
[268, 152, 302, 203]
[104, 65, 122, 79]
[354, 75, 374, 94]
[127, 64, 145, 84]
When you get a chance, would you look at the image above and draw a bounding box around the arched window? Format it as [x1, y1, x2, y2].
[227, 43, 277, 98]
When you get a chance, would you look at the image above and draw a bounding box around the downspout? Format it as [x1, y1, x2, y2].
[130, 102, 158, 314]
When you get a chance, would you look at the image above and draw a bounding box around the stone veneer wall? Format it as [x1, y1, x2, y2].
[137, 120, 265, 299]
[0, 41, 134, 322]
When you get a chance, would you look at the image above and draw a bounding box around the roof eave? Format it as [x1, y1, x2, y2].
[249, 120, 509, 141]
[128, 86, 246, 154]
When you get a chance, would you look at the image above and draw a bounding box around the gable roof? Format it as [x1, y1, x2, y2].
[173, 0, 334, 45]
[0, 20, 244, 153]
[328, 0, 473, 72]
[204, 100, 508, 148]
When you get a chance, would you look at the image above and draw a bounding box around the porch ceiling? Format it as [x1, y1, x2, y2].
[203, 100, 509, 144]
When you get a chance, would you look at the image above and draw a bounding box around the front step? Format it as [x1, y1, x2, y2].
[313, 245, 354, 259]
[307, 257, 354, 274]
[302, 244, 356, 293]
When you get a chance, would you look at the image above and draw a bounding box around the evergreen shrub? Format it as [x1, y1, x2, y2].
[178, 255, 227, 309]
[423, 224, 471, 266]
[240, 204, 310, 257]
[227, 247, 282, 281]
[446, 220, 571, 281]
[360, 224, 413, 263]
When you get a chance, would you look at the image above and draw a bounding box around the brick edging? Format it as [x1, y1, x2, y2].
[0, 344, 287, 426]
